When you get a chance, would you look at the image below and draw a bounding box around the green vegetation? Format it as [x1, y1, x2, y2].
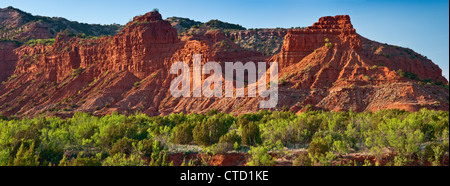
[26, 38, 55, 47]
[1, 7, 122, 46]
[0, 38, 22, 46]
[71, 67, 84, 77]
[324, 38, 333, 48]
[133, 81, 141, 87]
[204, 19, 246, 30]
[168, 17, 203, 31]
[0, 108, 448, 166]
[396, 69, 448, 89]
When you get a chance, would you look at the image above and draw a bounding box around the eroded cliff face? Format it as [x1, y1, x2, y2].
[272, 15, 448, 113]
[271, 15, 360, 68]
[0, 12, 448, 117]
[0, 42, 17, 83]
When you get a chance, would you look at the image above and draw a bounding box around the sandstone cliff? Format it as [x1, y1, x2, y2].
[0, 11, 448, 117]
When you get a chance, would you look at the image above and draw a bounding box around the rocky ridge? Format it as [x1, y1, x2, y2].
[0, 6, 122, 42]
[0, 10, 448, 117]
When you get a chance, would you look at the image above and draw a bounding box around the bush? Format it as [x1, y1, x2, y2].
[135, 139, 153, 157]
[13, 142, 39, 166]
[102, 153, 146, 166]
[237, 113, 264, 126]
[38, 145, 64, 165]
[0, 109, 448, 166]
[324, 38, 333, 48]
[204, 19, 246, 30]
[247, 146, 275, 166]
[109, 137, 136, 156]
[218, 130, 241, 145]
[213, 142, 234, 154]
[68, 152, 102, 166]
[423, 142, 446, 166]
[241, 122, 262, 146]
[26, 38, 55, 47]
[308, 137, 329, 157]
[172, 123, 194, 144]
[193, 115, 232, 146]
[293, 153, 312, 166]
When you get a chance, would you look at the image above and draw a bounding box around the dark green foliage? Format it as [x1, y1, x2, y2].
[206, 109, 219, 116]
[219, 130, 242, 145]
[109, 137, 136, 156]
[241, 122, 262, 146]
[69, 153, 102, 166]
[237, 112, 264, 126]
[204, 19, 246, 30]
[98, 117, 149, 149]
[136, 139, 153, 157]
[39, 144, 64, 165]
[171, 123, 194, 144]
[214, 130, 242, 154]
[13, 142, 39, 166]
[396, 69, 448, 89]
[399, 70, 419, 80]
[2, 7, 122, 45]
[293, 153, 312, 166]
[193, 114, 233, 146]
[308, 137, 329, 157]
[433, 81, 443, 86]
[0, 38, 23, 46]
[167, 17, 202, 30]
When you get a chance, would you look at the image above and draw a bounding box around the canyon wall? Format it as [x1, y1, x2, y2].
[0, 12, 448, 117]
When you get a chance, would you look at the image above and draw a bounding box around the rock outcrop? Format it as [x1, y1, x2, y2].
[0, 6, 122, 42]
[0, 11, 448, 117]
[271, 15, 360, 68]
[0, 42, 17, 83]
[271, 15, 448, 112]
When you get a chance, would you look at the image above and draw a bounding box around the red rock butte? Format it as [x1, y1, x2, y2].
[0, 11, 448, 117]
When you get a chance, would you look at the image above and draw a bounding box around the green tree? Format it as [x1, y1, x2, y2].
[247, 146, 275, 166]
[70, 152, 102, 166]
[13, 142, 39, 166]
[172, 123, 194, 144]
[241, 122, 262, 146]
[110, 137, 136, 156]
[102, 153, 146, 166]
[193, 118, 230, 146]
